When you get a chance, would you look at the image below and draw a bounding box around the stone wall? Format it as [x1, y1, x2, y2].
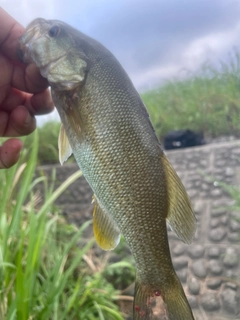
[167, 141, 240, 320]
[36, 140, 240, 320]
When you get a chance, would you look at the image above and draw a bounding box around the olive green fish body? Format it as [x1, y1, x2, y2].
[20, 19, 196, 320]
[53, 52, 173, 280]
[54, 71, 171, 276]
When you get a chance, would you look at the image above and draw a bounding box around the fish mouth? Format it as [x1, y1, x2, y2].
[39, 55, 67, 79]
[18, 18, 66, 80]
[18, 18, 86, 89]
[18, 18, 47, 65]
[18, 39, 66, 80]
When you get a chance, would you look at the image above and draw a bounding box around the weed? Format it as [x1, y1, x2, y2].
[0, 131, 126, 320]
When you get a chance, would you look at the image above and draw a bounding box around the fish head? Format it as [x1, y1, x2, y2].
[19, 18, 87, 91]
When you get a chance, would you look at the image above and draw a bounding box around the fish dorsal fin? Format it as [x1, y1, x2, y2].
[58, 123, 73, 165]
[92, 196, 120, 251]
[162, 153, 196, 244]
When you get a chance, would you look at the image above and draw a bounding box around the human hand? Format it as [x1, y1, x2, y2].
[0, 7, 54, 168]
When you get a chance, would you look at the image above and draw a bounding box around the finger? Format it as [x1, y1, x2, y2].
[0, 138, 23, 169]
[0, 111, 9, 136]
[3, 105, 36, 137]
[12, 63, 49, 93]
[0, 88, 32, 112]
[0, 54, 12, 106]
[30, 88, 55, 115]
[1, 87, 54, 115]
[25, 63, 49, 92]
[0, 9, 49, 94]
[0, 8, 25, 61]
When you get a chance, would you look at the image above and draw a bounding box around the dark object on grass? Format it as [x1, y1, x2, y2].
[164, 129, 205, 150]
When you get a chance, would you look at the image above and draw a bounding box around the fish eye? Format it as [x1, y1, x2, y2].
[48, 25, 60, 37]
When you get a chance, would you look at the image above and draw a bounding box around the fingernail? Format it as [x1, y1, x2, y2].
[24, 112, 33, 125]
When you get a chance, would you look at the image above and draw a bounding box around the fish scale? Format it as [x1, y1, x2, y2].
[19, 18, 196, 320]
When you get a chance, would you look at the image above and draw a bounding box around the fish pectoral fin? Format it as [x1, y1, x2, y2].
[93, 197, 120, 251]
[162, 153, 196, 244]
[58, 123, 73, 165]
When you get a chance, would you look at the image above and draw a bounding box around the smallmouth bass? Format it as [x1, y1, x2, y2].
[19, 19, 196, 320]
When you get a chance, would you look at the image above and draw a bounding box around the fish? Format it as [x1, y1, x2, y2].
[19, 18, 196, 320]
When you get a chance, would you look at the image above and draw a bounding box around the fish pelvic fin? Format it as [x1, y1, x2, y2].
[92, 196, 120, 251]
[133, 274, 194, 320]
[161, 153, 196, 244]
[58, 124, 73, 165]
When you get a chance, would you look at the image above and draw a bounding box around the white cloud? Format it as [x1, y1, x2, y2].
[1, 0, 111, 28]
[1, 0, 58, 26]
[183, 22, 240, 69]
[131, 21, 240, 90]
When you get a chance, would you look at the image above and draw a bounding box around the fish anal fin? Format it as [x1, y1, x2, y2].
[161, 153, 196, 244]
[93, 197, 120, 251]
[58, 123, 73, 165]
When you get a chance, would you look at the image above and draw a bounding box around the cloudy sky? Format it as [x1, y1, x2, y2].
[1, 0, 240, 123]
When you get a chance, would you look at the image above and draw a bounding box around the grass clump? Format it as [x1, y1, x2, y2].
[24, 121, 61, 166]
[0, 131, 127, 320]
[142, 51, 240, 139]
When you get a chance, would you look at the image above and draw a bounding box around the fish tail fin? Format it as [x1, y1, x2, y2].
[133, 275, 194, 320]
[162, 276, 195, 320]
[133, 279, 154, 319]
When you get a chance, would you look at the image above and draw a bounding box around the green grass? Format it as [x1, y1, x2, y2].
[142, 50, 240, 138]
[0, 131, 128, 320]
[24, 121, 61, 166]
